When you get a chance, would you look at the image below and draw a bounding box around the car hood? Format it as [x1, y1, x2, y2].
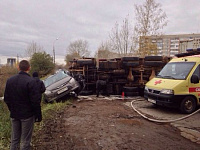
[46, 76, 73, 91]
[146, 77, 186, 90]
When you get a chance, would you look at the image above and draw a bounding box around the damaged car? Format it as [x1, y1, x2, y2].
[43, 69, 85, 103]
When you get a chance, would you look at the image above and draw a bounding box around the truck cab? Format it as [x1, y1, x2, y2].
[144, 53, 200, 113]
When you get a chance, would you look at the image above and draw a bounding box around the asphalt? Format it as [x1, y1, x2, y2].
[79, 95, 200, 145]
[124, 96, 200, 145]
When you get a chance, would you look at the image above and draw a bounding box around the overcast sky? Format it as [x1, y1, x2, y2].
[0, 0, 200, 64]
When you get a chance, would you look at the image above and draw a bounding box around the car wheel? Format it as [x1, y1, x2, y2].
[43, 98, 49, 104]
[180, 96, 197, 114]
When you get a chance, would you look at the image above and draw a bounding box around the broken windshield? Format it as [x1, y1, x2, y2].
[44, 70, 70, 87]
[157, 62, 195, 80]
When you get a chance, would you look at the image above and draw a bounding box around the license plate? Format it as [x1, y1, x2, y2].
[57, 87, 68, 94]
[148, 98, 156, 104]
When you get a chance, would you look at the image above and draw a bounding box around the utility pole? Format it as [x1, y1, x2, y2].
[17, 54, 19, 65]
[53, 38, 59, 64]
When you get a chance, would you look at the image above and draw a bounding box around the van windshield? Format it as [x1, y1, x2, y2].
[157, 62, 195, 80]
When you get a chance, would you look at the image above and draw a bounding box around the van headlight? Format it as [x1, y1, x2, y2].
[160, 89, 174, 94]
[144, 86, 148, 91]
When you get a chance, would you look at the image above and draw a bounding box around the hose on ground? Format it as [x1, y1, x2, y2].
[131, 99, 200, 123]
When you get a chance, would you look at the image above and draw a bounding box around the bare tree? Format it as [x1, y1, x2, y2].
[65, 52, 80, 67]
[95, 41, 115, 59]
[134, 0, 167, 57]
[25, 41, 44, 57]
[109, 16, 136, 56]
[66, 39, 90, 58]
[134, 0, 167, 36]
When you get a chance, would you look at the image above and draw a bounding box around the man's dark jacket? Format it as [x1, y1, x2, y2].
[4, 71, 41, 119]
[33, 77, 46, 102]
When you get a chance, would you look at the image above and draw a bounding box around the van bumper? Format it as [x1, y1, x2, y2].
[144, 91, 183, 108]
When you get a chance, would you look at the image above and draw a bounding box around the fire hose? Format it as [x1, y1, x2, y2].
[130, 98, 200, 123]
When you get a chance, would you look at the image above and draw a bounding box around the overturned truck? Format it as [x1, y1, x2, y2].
[69, 56, 170, 96]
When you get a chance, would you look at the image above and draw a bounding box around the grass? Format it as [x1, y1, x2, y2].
[0, 101, 11, 150]
[0, 66, 73, 149]
[0, 98, 73, 150]
[0, 66, 18, 97]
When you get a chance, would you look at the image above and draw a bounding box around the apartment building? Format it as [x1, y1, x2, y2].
[140, 33, 200, 57]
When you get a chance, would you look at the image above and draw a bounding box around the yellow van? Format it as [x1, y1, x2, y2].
[144, 53, 200, 113]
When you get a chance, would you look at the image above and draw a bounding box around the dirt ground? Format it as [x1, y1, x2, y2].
[32, 96, 200, 150]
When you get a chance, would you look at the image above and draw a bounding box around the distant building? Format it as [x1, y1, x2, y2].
[139, 33, 200, 57]
[7, 58, 16, 67]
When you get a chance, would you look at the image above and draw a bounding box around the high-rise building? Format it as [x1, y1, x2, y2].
[7, 58, 16, 67]
[140, 33, 200, 57]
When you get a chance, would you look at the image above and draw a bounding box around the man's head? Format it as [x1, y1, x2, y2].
[19, 60, 30, 72]
[32, 72, 39, 77]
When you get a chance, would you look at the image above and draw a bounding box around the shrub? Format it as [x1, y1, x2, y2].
[0, 66, 18, 97]
[0, 101, 11, 150]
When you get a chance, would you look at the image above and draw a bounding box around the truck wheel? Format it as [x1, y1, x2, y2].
[144, 61, 165, 67]
[79, 90, 93, 96]
[124, 91, 139, 96]
[123, 86, 138, 92]
[77, 59, 94, 66]
[180, 96, 197, 114]
[144, 56, 163, 61]
[122, 57, 139, 61]
[122, 62, 139, 67]
[108, 61, 118, 69]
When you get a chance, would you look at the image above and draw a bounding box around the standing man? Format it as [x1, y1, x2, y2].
[32, 71, 46, 104]
[96, 79, 109, 97]
[4, 60, 42, 150]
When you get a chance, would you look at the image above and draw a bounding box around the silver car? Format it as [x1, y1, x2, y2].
[43, 70, 81, 102]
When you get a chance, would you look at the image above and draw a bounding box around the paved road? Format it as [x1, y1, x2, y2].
[123, 96, 200, 144]
[80, 95, 200, 144]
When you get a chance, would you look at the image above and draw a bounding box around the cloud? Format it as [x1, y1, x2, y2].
[1, 0, 200, 64]
[161, 0, 200, 34]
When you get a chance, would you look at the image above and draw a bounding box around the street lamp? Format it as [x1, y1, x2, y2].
[53, 38, 59, 64]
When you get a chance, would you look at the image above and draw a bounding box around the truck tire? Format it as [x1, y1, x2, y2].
[123, 86, 138, 92]
[99, 61, 107, 69]
[108, 61, 118, 69]
[144, 56, 163, 61]
[79, 90, 93, 96]
[122, 57, 139, 61]
[98, 75, 110, 80]
[180, 96, 197, 114]
[123, 62, 139, 67]
[124, 91, 139, 97]
[112, 69, 125, 75]
[77, 59, 94, 66]
[144, 61, 165, 67]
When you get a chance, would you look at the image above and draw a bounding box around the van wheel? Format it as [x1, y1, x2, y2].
[180, 96, 196, 114]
